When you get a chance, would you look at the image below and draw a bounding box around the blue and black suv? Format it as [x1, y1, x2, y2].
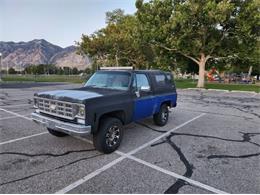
[32, 69, 177, 153]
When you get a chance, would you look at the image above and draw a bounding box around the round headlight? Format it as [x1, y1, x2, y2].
[34, 99, 39, 108]
[78, 106, 85, 117]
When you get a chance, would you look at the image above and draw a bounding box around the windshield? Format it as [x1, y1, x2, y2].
[84, 72, 131, 91]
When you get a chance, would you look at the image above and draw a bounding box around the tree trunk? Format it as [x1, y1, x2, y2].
[197, 53, 206, 88]
[115, 50, 119, 66]
[115, 54, 119, 66]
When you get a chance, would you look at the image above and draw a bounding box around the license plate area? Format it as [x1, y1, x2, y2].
[47, 120, 56, 129]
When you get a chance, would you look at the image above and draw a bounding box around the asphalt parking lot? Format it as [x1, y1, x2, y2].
[0, 82, 259, 194]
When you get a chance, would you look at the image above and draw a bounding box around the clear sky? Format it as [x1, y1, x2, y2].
[0, 0, 137, 48]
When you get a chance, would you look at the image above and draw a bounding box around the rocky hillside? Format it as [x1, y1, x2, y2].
[0, 39, 91, 70]
[49, 46, 90, 70]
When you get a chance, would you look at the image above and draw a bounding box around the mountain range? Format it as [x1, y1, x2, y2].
[0, 39, 91, 70]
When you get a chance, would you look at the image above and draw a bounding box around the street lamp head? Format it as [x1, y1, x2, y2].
[0, 53, 2, 57]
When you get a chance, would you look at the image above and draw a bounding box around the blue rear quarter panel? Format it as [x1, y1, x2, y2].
[154, 93, 177, 113]
[133, 93, 177, 121]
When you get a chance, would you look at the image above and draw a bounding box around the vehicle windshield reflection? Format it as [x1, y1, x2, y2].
[84, 72, 131, 91]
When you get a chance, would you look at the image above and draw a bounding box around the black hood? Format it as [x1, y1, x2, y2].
[35, 87, 127, 104]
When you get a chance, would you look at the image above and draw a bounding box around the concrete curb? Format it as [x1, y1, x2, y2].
[179, 88, 259, 94]
[187, 88, 207, 91]
[206, 89, 229, 92]
[226, 90, 257, 94]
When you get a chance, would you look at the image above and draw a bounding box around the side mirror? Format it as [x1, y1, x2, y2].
[140, 86, 151, 92]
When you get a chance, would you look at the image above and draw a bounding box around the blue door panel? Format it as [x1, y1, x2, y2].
[133, 97, 155, 121]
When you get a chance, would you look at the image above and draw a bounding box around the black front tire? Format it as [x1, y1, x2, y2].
[47, 128, 68, 137]
[153, 104, 169, 126]
[93, 117, 123, 154]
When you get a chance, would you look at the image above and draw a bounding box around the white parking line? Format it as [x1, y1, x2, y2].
[76, 138, 228, 194]
[0, 108, 32, 121]
[56, 113, 206, 194]
[128, 113, 206, 155]
[1, 109, 225, 194]
[56, 156, 126, 194]
[116, 151, 228, 194]
[0, 132, 48, 146]
[75, 115, 227, 194]
[0, 103, 30, 108]
[0, 114, 31, 121]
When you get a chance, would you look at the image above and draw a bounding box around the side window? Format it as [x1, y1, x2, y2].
[135, 74, 150, 89]
[155, 74, 167, 86]
[165, 73, 176, 91]
[166, 73, 173, 84]
[166, 74, 172, 81]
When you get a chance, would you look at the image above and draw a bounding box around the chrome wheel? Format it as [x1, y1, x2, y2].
[153, 104, 169, 126]
[162, 110, 168, 122]
[105, 125, 120, 147]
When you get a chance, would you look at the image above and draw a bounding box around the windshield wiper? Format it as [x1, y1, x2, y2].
[85, 85, 97, 88]
[85, 85, 108, 89]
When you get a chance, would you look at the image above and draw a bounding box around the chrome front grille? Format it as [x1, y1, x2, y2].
[35, 98, 76, 120]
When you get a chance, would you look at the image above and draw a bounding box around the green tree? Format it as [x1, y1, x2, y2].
[8, 67, 16, 74]
[63, 67, 72, 75]
[136, 0, 259, 87]
[72, 67, 78, 75]
[57, 67, 64, 75]
[35, 64, 45, 74]
[78, 9, 151, 69]
[25, 66, 32, 74]
[46, 64, 58, 74]
[84, 68, 92, 74]
[106, 9, 125, 24]
[25, 65, 37, 74]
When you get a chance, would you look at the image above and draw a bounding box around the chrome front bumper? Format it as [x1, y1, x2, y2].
[31, 112, 91, 135]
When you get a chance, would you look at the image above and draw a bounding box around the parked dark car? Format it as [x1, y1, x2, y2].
[31, 69, 177, 153]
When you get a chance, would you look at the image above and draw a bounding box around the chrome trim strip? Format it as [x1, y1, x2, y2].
[31, 112, 91, 135]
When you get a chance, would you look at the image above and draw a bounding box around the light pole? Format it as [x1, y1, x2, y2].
[0, 53, 2, 81]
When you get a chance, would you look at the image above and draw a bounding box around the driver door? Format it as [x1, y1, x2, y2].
[132, 73, 155, 121]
